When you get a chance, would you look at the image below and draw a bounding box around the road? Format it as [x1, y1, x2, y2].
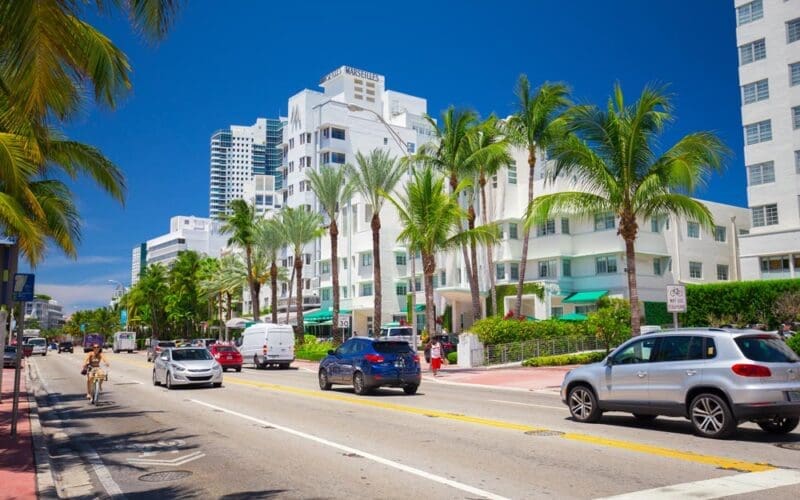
[29, 351, 800, 499]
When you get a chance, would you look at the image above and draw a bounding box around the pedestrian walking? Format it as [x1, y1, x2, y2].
[428, 337, 444, 376]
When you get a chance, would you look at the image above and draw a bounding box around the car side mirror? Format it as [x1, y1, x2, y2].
[160, 355, 168, 361]
[605, 357, 613, 367]
[327, 350, 335, 356]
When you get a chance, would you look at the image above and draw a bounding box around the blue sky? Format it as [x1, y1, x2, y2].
[26, 0, 745, 312]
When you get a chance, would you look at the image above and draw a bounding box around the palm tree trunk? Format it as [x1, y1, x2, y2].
[331, 221, 340, 342]
[480, 175, 497, 316]
[252, 282, 261, 322]
[625, 237, 642, 336]
[467, 204, 482, 322]
[422, 252, 437, 337]
[515, 148, 536, 317]
[226, 292, 232, 321]
[285, 267, 295, 324]
[245, 246, 259, 322]
[270, 261, 278, 324]
[450, 175, 475, 323]
[218, 293, 223, 340]
[371, 214, 382, 337]
[295, 258, 304, 344]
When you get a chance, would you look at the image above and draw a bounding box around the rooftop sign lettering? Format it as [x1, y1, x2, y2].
[320, 66, 381, 84]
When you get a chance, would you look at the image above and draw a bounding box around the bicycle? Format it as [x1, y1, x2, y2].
[88, 366, 109, 405]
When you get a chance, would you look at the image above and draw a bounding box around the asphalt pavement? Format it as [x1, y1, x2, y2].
[23, 350, 800, 499]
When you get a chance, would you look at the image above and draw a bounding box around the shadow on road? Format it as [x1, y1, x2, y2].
[219, 489, 289, 499]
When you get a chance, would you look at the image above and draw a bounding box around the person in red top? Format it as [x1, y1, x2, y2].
[428, 337, 444, 376]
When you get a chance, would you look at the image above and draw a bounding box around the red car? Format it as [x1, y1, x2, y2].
[209, 344, 242, 372]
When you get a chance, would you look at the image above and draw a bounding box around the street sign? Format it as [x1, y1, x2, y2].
[338, 315, 351, 328]
[120, 309, 128, 327]
[80, 323, 86, 333]
[666, 285, 687, 313]
[12, 273, 34, 302]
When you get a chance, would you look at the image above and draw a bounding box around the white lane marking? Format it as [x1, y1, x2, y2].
[191, 399, 509, 500]
[597, 469, 800, 499]
[489, 399, 563, 410]
[128, 451, 206, 466]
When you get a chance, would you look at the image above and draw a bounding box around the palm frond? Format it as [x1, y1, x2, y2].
[525, 192, 611, 229]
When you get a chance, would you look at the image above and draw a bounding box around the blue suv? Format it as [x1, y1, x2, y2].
[319, 337, 421, 395]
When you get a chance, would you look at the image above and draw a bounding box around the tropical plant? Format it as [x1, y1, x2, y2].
[387, 167, 498, 336]
[221, 200, 261, 321]
[89, 307, 118, 336]
[587, 298, 632, 353]
[254, 218, 287, 324]
[129, 263, 169, 338]
[346, 149, 405, 334]
[773, 291, 800, 326]
[278, 207, 323, 343]
[528, 83, 728, 335]
[506, 76, 571, 319]
[308, 165, 354, 339]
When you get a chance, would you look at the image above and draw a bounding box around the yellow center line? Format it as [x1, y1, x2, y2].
[111, 355, 773, 473]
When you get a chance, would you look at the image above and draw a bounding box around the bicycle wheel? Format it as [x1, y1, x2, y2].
[92, 379, 100, 405]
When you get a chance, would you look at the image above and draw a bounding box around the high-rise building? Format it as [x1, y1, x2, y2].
[139, 216, 226, 269]
[131, 243, 147, 285]
[735, 0, 800, 279]
[209, 118, 284, 219]
[25, 298, 64, 330]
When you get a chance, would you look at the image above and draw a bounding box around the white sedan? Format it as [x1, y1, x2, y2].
[152, 347, 223, 389]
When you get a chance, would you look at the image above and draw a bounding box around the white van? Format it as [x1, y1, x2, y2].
[240, 323, 295, 369]
[112, 331, 136, 353]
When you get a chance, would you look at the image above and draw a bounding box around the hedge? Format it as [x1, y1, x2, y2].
[485, 283, 544, 317]
[644, 301, 671, 326]
[295, 335, 333, 361]
[446, 351, 457, 364]
[470, 316, 590, 346]
[682, 279, 800, 328]
[522, 351, 606, 367]
[788, 335, 800, 356]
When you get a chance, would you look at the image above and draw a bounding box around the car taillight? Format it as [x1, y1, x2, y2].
[732, 364, 772, 377]
[214, 353, 220, 359]
[413, 355, 420, 363]
[364, 354, 384, 363]
[262, 344, 268, 355]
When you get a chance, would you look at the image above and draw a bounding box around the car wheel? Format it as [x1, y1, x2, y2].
[403, 384, 419, 395]
[689, 393, 735, 439]
[633, 414, 657, 422]
[757, 416, 800, 435]
[253, 355, 260, 369]
[280, 363, 289, 370]
[568, 385, 602, 423]
[166, 372, 173, 390]
[235, 366, 242, 373]
[213, 382, 222, 388]
[152, 370, 160, 386]
[318, 369, 332, 390]
[353, 372, 370, 395]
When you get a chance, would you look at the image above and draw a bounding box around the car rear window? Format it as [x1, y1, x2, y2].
[215, 346, 236, 352]
[172, 349, 212, 361]
[735, 336, 800, 363]
[373, 341, 413, 354]
[5, 346, 16, 353]
[158, 342, 176, 348]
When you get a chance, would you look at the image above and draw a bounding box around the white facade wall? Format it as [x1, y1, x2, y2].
[735, 0, 800, 279]
[243, 174, 281, 217]
[145, 216, 226, 268]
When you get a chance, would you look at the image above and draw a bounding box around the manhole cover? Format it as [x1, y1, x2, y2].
[775, 442, 800, 451]
[525, 430, 565, 437]
[138, 470, 193, 482]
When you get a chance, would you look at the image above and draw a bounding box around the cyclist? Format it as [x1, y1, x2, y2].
[82, 343, 110, 399]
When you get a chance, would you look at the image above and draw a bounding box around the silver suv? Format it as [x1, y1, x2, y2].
[560, 328, 800, 438]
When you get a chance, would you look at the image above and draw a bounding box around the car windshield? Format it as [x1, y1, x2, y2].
[373, 341, 413, 354]
[29, 339, 45, 344]
[4, 346, 16, 353]
[171, 349, 213, 361]
[60, 342, 72, 346]
[388, 328, 412, 337]
[735, 336, 800, 363]
[215, 346, 236, 352]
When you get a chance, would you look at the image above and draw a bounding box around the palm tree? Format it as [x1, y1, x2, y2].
[506, 76, 570, 318]
[307, 166, 354, 338]
[220, 200, 261, 321]
[131, 264, 169, 339]
[387, 167, 499, 336]
[253, 218, 286, 324]
[279, 207, 324, 343]
[346, 150, 406, 335]
[527, 84, 728, 335]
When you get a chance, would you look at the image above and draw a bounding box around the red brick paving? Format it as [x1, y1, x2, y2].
[0, 365, 36, 500]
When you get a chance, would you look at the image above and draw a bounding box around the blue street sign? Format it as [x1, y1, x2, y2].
[12, 273, 34, 302]
[120, 309, 128, 327]
[80, 323, 86, 333]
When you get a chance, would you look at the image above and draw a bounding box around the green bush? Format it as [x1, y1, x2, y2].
[522, 350, 606, 367]
[644, 301, 671, 326]
[447, 351, 457, 364]
[787, 335, 800, 356]
[295, 335, 333, 361]
[682, 279, 800, 329]
[588, 298, 631, 353]
[470, 317, 590, 346]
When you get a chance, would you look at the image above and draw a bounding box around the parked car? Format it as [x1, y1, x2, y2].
[147, 340, 177, 362]
[58, 341, 74, 353]
[240, 323, 295, 369]
[152, 347, 223, 389]
[561, 328, 800, 439]
[49, 342, 57, 351]
[112, 331, 137, 353]
[26, 337, 47, 356]
[378, 325, 414, 346]
[3, 345, 20, 368]
[209, 344, 242, 372]
[319, 337, 421, 395]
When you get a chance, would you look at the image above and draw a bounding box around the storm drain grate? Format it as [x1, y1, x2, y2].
[138, 470, 193, 482]
[525, 430, 564, 437]
[775, 442, 800, 451]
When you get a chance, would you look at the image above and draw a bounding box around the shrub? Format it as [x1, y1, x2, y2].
[682, 279, 800, 328]
[644, 301, 671, 326]
[588, 298, 631, 353]
[470, 317, 590, 345]
[447, 351, 457, 364]
[295, 335, 333, 361]
[787, 335, 800, 356]
[522, 350, 606, 367]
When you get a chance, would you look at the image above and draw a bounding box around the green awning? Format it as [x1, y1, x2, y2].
[563, 290, 608, 304]
[304, 308, 351, 322]
[559, 313, 588, 321]
[400, 304, 425, 313]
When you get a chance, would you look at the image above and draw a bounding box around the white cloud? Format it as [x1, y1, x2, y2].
[42, 255, 124, 267]
[37, 283, 118, 311]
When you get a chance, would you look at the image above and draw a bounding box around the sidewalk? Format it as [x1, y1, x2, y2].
[0, 364, 37, 500]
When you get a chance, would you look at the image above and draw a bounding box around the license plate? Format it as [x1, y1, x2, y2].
[787, 391, 800, 402]
[394, 359, 405, 368]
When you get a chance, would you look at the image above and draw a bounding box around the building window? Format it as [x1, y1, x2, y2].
[687, 221, 700, 239]
[395, 254, 406, 266]
[341, 257, 347, 270]
[793, 106, 800, 129]
[396, 283, 407, 296]
[650, 216, 664, 233]
[796, 151, 800, 173]
[321, 261, 330, 274]
[748, 161, 775, 185]
[689, 261, 703, 279]
[509, 263, 519, 280]
[360, 253, 372, 267]
[321, 288, 331, 301]
[714, 226, 727, 243]
[596, 256, 617, 274]
[575, 305, 597, 315]
[288, 138, 295, 149]
[509, 223, 518, 240]
[744, 120, 772, 145]
[594, 212, 615, 230]
[507, 160, 517, 184]
[538, 259, 556, 278]
[414, 277, 422, 292]
[561, 218, 570, 234]
[562, 258, 571, 277]
[791, 63, 800, 87]
[551, 307, 563, 319]
[788, 18, 800, 44]
[494, 264, 506, 280]
[761, 255, 790, 274]
[742, 79, 769, 104]
[751, 204, 779, 227]
[331, 127, 346, 140]
[716, 264, 729, 281]
[440, 271, 446, 287]
[407, 142, 415, 153]
[653, 258, 662, 276]
[737, 0, 763, 25]
[331, 152, 346, 164]
[739, 38, 766, 65]
[360, 282, 373, 297]
[536, 219, 555, 236]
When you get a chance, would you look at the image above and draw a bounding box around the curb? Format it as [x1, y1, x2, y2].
[26, 360, 58, 499]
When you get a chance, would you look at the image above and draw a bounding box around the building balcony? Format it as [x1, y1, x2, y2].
[277, 294, 321, 311]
